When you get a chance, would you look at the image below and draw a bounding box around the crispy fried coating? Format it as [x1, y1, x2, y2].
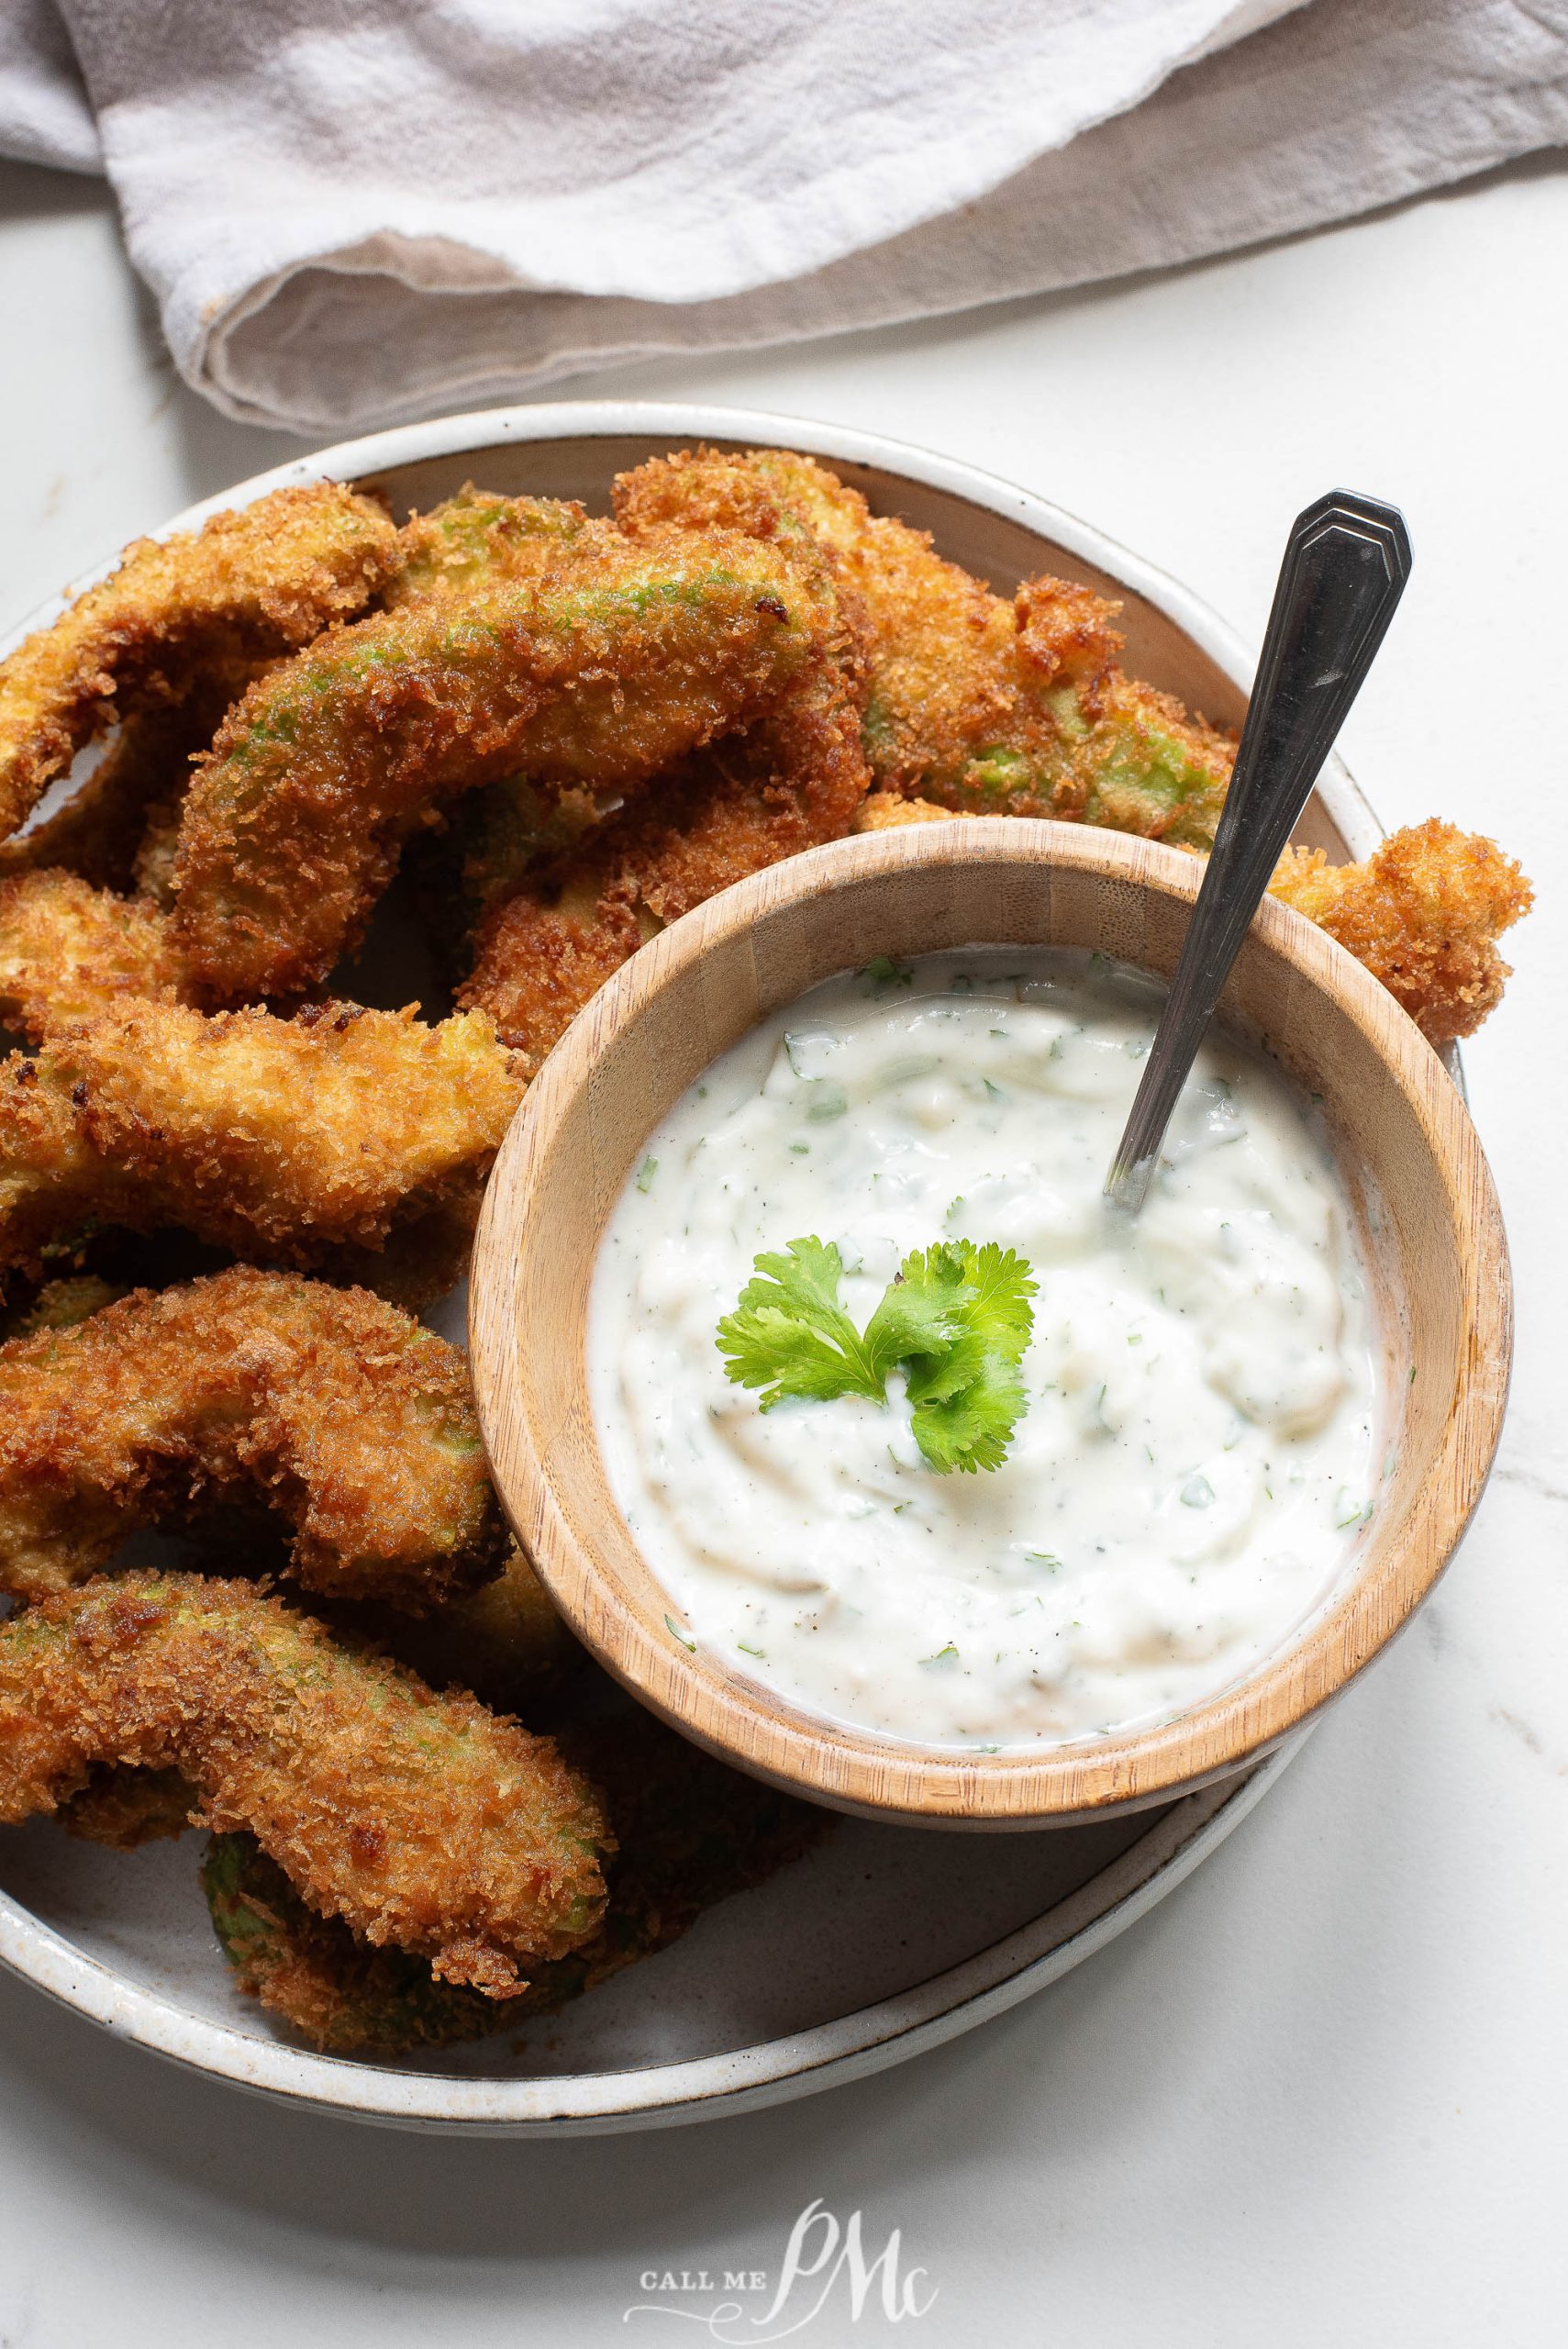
[615, 447, 1234, 846]
[0, 485, 400, 840]
[201, 1698, 826, 2053]
[0, 1267, 504, 1609]
[388, 487, 591, 606]
[1, 1272, 129, 1341]
[0, 666, 256, 896]
[0, 1571, 607, 1991]
[1270, 819, 1533, 1045]
[0, 868, 192, 1039]
[458, 652, 871, 1070]
[0, 1000, 518, 1282]
[852, 791, 972, 833]
[170, 523, 836, 1001]
[0, 1048, 156, 1282]
[53, 996, 521, 1254]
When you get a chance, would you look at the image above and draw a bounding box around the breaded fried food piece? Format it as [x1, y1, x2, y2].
[0, 484, 400, 839]
[0, 1048, 156, 1282]
[171, 523, 836, 1000]
[0, 1266, 504, 1608]
[0, 666, 257, 896]
[53, 997, 521, 1254]
[0, 1001, 517, 1283]
[1, 1272, 129, 1342]
[0, 1571, 607, 1991]
[0, 868, 192, 1039]
[459, 653, 871, 1070]
[615, 447, 1233, 846]
[388, 487, 591, 606]
[1270, 819, 1533, 1045]
[201, 1698, 826, 2054]
[852, 791, 976, 833]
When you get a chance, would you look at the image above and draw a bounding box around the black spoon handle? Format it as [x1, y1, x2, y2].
[1106, 489, 1412, 1210]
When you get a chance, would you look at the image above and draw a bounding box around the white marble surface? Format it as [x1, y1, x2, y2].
[1, 148, 1564, 2347]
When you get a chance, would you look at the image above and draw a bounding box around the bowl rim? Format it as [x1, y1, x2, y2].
[471, 818, 1511, 1826]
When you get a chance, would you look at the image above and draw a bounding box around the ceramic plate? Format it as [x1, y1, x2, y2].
[0, 403, 1378, 2132]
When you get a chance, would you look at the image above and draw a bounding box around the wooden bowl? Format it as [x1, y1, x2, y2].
[470, 820, 1510, 1829]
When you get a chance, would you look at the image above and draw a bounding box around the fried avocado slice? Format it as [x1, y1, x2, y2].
[0, 484, 401, 840]
[614, 447, 1233, 848]
[0, 1266, 504, 1609]
[201, 1697, 828, 2054]
[170, 522, 834, 1000]
[0, 868, 193, 1040]
[0, 1048, 159, 1284]
[203, 1832, 507, 2052]
[1270, 819, 1533, 1045]
[457, 649, 871, 1073]
[0, 1000, 518, 1282]
[0, 1571, 607, 1992]
[387, 487, 592, 606]
[50, 996, 521, 1252]
[851, 796, 1534, 1044]
[0, 662, 261, 896]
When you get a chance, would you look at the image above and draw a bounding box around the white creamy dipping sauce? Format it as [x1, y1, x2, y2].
[587, 950, 1383, 1750]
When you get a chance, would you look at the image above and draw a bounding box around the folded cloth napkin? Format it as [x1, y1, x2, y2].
[6, 0, 1567, 435]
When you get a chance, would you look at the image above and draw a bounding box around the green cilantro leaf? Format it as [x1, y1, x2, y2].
[716, 1237, 883, 1409]
[869, 1241, 1036, 1474]
[717, 1235, 1037, 1473]
[908, 1344, 1029, 1475]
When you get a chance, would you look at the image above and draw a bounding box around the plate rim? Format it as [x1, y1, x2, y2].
[0, 1735, 1305, 2135]
[0, 397, 1370, 2131]
[1, 396, 1382, 861]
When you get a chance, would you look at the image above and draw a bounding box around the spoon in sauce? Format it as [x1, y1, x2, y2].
[1105, 489, 1412, 1213]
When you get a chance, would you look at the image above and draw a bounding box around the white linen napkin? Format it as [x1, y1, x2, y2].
[6, 0, 1567, 434]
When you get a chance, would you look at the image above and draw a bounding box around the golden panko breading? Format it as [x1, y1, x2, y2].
[1270, 819, 1533, 1045]
[386, 487, 591, 606]
[0, 1267, 505, 1609]
[53, 997, 522, 1253]
[0, 1001, 518, 1282]
[0, 1572, 608, 1993]
[459, 649, 871, 1071]
[0, 1048, 156, 1280]
[171, 522, 840, 1001]
[0, 667, 256, 895]
[0, 484, 401, 840]
[201, 1694, 826, 2052]
[0, 867, 192, 1039]
[614, 446, 1234, 845]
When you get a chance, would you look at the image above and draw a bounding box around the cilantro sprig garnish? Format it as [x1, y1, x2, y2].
[716, 1235, 1037, 1475]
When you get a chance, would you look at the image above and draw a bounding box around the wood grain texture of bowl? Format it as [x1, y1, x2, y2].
[470, 819, 1510, 1830]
